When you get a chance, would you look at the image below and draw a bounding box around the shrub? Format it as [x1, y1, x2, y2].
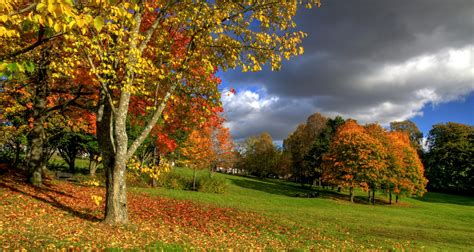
[197, 175, 228, 193]
[155, 172, 192, 190]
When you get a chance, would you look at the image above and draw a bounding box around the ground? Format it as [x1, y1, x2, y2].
[0, 164, 473, 250]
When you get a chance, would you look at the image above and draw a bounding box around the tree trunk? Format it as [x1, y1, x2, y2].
[103, 153, 128, 224]
[13, 141, 21, 168]
[349, 187, 354, 203]
[97, 93, 129, 224]
[368, 190, 371, 203]
[28, 123, 44, 186]
[396, 195, 399, 203]
[89, 157, 98, 177]
[28, 61, 49, 186]
[68, 159, 76, 173]
[372, 189, 375, 205]
[193, 167, 197, 191]
[389, 192, 392, 204]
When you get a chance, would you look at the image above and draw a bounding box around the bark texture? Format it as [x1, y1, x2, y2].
[28, 47, 50, 186]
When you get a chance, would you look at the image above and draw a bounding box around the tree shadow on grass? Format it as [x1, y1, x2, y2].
[228, 177, 315, 197]
[228, 176, 391, 205]
[412, 192, 474, 206]
[0, 182, 102, 222]
[0, 167, 102, 222]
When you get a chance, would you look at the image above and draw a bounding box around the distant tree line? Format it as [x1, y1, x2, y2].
[235, 112, 473, 198]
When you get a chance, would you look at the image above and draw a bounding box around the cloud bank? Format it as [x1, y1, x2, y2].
[221, 0, 474, 141]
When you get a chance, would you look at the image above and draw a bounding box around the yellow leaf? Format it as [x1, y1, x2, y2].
[93, 16, 104, 32]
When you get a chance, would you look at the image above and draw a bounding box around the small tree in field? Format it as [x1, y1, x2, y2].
[181, 128, 214, 190]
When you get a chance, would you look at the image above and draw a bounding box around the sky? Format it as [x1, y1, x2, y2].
[218, 0, 474, 141]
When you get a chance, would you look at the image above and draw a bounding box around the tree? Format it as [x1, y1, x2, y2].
[55, 132, 89, 173]
[306, 115, 345, 186]
[2, 0, 321, 224]
[425, 123, 473, 194]
[1, 0, 99, 185]
[211, 126, 235, 171]
[181, 128, 215, 190]
[322, 120, 388, 203]
[239, 132, 279, 178]
[284, 113, 328, 186]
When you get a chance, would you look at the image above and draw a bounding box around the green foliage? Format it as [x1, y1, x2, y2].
[238, 132, 280, 178]
[197, 175, 228, 194]
[425, 122, 474, 194]
[155, 171, 192, 190]
[305, 115, 345, 181]
[53, 132, 92, 173]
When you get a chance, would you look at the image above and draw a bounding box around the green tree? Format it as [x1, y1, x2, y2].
[55, 132, 90, 173]
[425, 122, 474, 194]
[239, 132, 279, 178]
[284, 113, 328, 186]
[306, 115, 345, 186]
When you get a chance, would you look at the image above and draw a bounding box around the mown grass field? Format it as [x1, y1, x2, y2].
[1, 163, 473, 250]
[136, 168, 474, 250]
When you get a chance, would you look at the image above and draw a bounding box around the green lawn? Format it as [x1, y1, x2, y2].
[134, 167, 474, 250]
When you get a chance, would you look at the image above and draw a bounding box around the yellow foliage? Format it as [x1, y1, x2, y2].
[91, 195, 103, 206]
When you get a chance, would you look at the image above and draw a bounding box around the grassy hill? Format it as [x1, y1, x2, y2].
[1, 164, 473, 250]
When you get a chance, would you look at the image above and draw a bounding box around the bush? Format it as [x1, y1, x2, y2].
[155, 172, 192, 190]
[197, 175, 228, 193]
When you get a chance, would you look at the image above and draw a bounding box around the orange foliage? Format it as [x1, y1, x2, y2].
[323, 120, 427, 198]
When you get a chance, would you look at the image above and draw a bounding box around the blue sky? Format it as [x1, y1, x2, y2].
[412, 92, 474, 136]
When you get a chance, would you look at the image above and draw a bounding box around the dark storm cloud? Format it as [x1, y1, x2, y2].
[221, 0, 474, 141]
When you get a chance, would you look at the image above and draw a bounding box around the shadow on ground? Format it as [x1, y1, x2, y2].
[413, 192, 474, 206]
[228, 176, 390, 205]
[0, 164, 101, 222]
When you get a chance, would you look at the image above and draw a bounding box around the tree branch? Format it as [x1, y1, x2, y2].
[126, 81, 178, 160]
[0, 29, 63, 61]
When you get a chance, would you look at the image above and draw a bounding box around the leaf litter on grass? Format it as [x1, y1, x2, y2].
[0, 167, 338, 250]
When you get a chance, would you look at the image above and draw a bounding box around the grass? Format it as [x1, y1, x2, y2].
[134, 167, 474, 250]
[1, 163, 473, 250]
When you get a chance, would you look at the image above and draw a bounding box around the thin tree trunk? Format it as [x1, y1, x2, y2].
[368, 190, 371, 203]
[389, 192, 392, 204]
[349, 187, 354, 203]
[13, 141, 21, 168]
[193, 167, 197, 191]
[372, 189, 375, 205]
[68, 159, 75, 173]
[396, 195, 399, 203]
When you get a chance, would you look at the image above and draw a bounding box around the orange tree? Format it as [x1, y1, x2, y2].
[322, 120, 387, 203]
[180, 127, 214, 190]
[386, 131, 427, 202]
